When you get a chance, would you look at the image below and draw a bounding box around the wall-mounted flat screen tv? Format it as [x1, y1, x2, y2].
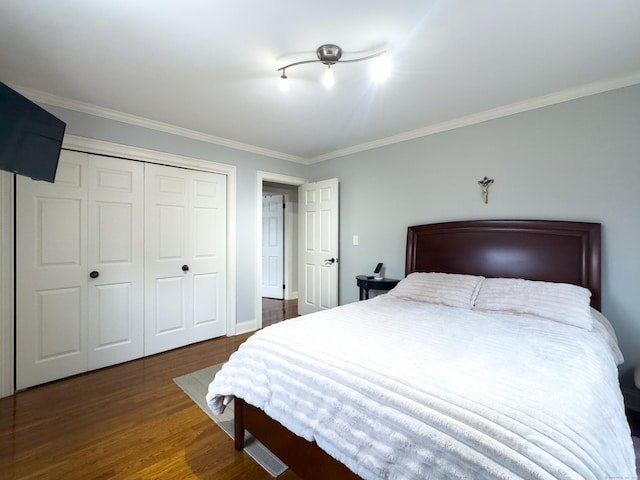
[0, 82, 66, 183]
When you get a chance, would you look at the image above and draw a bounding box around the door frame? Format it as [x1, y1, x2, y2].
[0, 171, 14, 398]
[255, 172, 307, 330]
[0, 135, 237, 398]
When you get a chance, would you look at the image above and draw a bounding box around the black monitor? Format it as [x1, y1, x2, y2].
[0, 82, 66, 183]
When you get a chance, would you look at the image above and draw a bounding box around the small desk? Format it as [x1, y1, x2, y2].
[356, 275, 400, 300]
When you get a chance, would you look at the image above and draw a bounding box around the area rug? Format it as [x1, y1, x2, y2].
[174, 363, 288, 477]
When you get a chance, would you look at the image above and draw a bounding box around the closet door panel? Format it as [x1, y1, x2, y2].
[145, 164, 190, 354]
[16, 151, 88, 389]
[152, 203, 188, 338]
[87, 156, 144, 369]
[189, 171, 226, 342]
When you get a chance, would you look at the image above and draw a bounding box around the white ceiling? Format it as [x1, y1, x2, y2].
[2, 0, 640, 164]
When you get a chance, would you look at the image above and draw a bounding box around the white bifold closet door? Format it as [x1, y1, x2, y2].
[16, 151, 144, 389]
[144, 163, 227, 356]
[16, 152, 227, 389]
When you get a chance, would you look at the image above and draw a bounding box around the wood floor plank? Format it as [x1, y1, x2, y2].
[262, 298, 299, 327]
[0, 328, 301, 480]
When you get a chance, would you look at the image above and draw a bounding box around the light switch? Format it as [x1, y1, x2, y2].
[352, 235, 359, 246]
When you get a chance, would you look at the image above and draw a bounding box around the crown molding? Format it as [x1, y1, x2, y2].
[9, 84, 306, 165]
[10, 71, 640, 166]
[308, 71, 640, 163]
[61, 134, 239, 175]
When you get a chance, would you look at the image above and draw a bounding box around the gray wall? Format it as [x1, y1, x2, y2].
[310, 84, 640, 378]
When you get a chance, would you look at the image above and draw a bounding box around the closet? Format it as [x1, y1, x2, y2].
[16, 150, 226, 389]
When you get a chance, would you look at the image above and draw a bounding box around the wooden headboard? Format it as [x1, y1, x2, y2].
[406, 220, 602, 310]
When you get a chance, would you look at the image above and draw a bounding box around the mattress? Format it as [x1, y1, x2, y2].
[207, 294, 636, 479]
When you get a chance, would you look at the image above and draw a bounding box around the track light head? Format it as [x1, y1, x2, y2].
[322, 66, 335, 88]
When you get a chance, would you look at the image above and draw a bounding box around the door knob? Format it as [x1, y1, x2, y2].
[182, 264, 189, 272]
[324, 257, 337, 264]
[89, 271, 100, 279]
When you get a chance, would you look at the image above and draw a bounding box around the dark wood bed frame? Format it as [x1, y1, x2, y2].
[234, 219, 602, 479]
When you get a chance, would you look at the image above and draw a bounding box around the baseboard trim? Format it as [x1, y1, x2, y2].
[234, 320, 258, 336]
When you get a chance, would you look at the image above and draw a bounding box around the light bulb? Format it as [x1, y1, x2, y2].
[370, 54, 391, 83]
[322, 66, 334, 88]
[278, 73, 289, 92]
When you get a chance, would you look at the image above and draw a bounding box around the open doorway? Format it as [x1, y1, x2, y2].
[256, 172, 307, 328]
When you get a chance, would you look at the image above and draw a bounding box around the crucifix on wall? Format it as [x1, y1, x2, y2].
[477, 177, 494, 204]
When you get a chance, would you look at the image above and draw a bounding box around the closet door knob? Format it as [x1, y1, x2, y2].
[182, 265, 189, 272]
[89, 271, 100, 279]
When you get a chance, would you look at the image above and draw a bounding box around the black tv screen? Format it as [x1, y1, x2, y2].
[0, 82, 66, 183]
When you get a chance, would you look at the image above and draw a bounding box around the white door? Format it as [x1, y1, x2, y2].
[145, 164, 227, 355]
[16, 151, 89, 389]
[298, 179, 339, 315]
[190, 168, 227, 343]
[262, 194, 284, 299]
[87, 156, 144, 370]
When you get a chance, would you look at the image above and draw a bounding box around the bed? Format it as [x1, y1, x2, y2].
[207, 219, 637, 479]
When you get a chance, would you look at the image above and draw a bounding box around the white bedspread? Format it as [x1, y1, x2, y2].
[207, 295, 637, 479]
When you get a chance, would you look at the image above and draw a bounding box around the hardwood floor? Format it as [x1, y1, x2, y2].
[0, 304, 301, 480]
[262, 298, 299, 328]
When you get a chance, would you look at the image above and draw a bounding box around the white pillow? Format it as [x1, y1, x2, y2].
[473, 277, 593, 330]
[388, 272, 484, 309]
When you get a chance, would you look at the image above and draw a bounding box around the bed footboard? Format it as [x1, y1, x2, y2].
[233, 397, 361, 479]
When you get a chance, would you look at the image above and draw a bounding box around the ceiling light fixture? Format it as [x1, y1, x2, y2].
[277, 44, 390, 90]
